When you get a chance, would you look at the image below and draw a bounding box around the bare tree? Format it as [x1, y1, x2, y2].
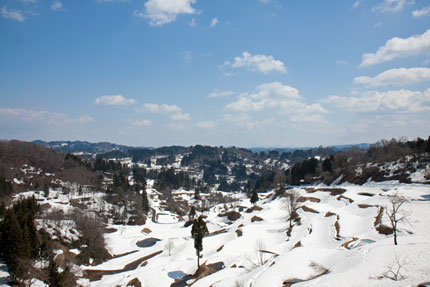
[285, 189, 300, 229]
[165, 239, 174, 256]
[381, 254, 406, 281]
[385, 192, 409, 245]
[255, 240, 266, 266]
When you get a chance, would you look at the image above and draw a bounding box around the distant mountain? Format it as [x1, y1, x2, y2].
[249, 143, 370, 153]
[32, 140, 133, 154]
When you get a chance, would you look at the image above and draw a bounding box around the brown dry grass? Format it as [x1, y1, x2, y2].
[336, 195, 354, 203]
[299, 205, 319, 214]
[251, 215, 263, 222]
[297, 196, 321, 203]
[340, 237, 358, 249]
[84, 250, 162, 282]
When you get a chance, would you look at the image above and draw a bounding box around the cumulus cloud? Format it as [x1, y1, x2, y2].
[412, 7, 430, 18]
[139, 103, 181, 113]
[225, 82, 327, 124]
[324, 89, 430, 113]
[223, 113, 256, 130]
[170, 112, 191, 121]
[360, 29, 430, 67]
[132, 119, 152, 127]
[0, 107, 93, 125]
[373, 0, 413, 13]
[138, 103, 191, 121]
[210, 17, 218, 27]
[136, 0, 197, 26]
[354, 67, 430, 87]
[94, 95, 137, 106]
[51, 1, 63, 11]
[196, 120, 215, 128]
[207, 90, 233, 98]
[1, 6, 25, 22]
[221, 51, 287, 74]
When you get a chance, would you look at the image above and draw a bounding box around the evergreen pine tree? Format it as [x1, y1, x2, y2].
[142, 189, 150, 215]
[0, 200, 5, 217]
[427, 136, 430, 152]
[48, 257, 63, 287]
[250, 189, 259, 204]
[191, 216, 209, 268]
[0, 209, 24, 278]
[189, 206, 196, 221]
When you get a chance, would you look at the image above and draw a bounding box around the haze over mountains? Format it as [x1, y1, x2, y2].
[32, 140, 370, 155]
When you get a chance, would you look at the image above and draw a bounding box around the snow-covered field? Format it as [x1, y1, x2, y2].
[66, 182, 430, 287]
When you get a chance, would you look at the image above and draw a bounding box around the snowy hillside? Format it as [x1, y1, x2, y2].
[6, 182, 428, 286]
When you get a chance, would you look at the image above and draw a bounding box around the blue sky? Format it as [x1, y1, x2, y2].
[1, 0, 429, 147]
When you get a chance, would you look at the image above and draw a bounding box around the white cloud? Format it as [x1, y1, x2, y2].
[374, 21, 382, 28]
[336, 60, 348, 65]
[222, 51, 287, 74]
[1, 6, 25, 22]
[189, 18, 196, 26]
[360, 29, 430, 67]
[196, 121, 215, 128]
[95, 95, 137, 106]
[207, 90, 233, 98]
[96, 0, 130, 3]
[210, 17, 218, 27]
[138, 103, 191, 120]
[223, 113, 256, 130]
[137, 0, 197, 26]
[51, 1, 63, 11]
[352, 0, 362, 8]
[170, 112, 191, 121]
[140, 103, 181, 113]
[373, 0, 413, 13]
[0, 107, 93, 125]
[354, 67, 430, 87]
[324, 89, 430, 113]
[133, 119, 152, 127]
[412, 7, 430, 18]
[225, 82, 327, 124]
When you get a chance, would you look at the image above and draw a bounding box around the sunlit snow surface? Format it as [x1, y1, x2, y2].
[76, 183, 430, 287]
[2, 182, 430, 287]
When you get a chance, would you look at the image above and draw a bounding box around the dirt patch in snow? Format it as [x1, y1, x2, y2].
[84, 250, 162, 282]
[170, 261, 225, 287]
[297, 196, 321, 203]
[235, 229, 243, 237]
[358, 204, 377, 209]
[299, 205, 319, 214]
[246, 205, 263, 213]
[336, 195, 354, 203]
[283, 262, 329, 287]
[218, 211, 241, 221]
[141, 227, 152, 234]
[305, 188, 346, 196]
[127, 277, 142, 287]
[251, 215, 263, 222]
[341, 237, 358, 249]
